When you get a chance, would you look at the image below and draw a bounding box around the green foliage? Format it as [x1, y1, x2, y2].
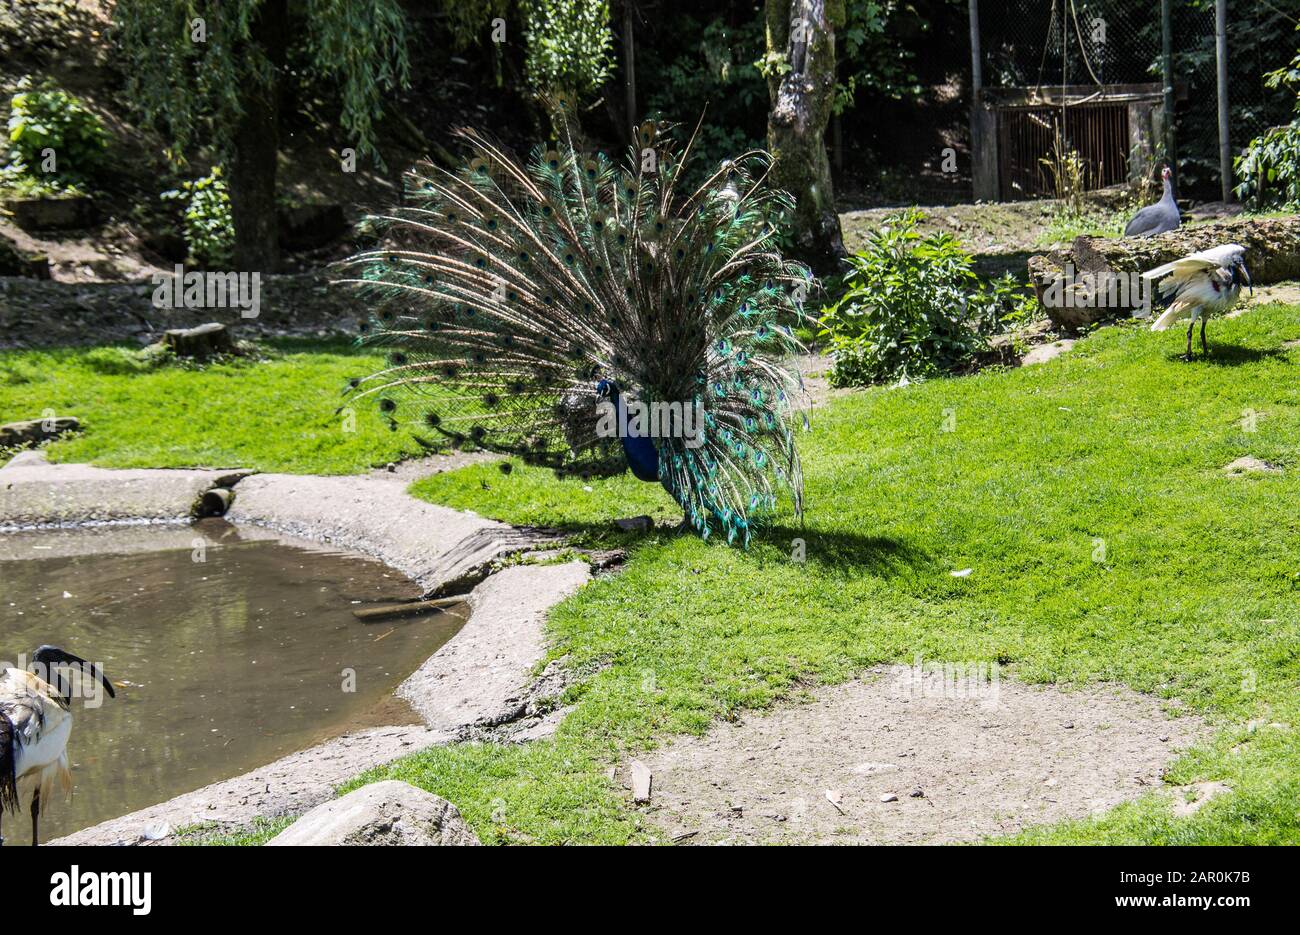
[1235, 124, 1300, 209]
[646, 16, 767, 184]
[522, 0, 613, 102]
[113, 0, 409, 163]
[5, 78, 106, 185]
[1235, 30, 1300, 209]
[833, 0, 920, 115]
[819, 209, 1013, 385]
[161, 167, 235, 267]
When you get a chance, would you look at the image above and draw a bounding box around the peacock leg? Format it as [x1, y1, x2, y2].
[1184, 319, 1195, 359]
[1201, 317, 1209, 355]
[30, 787, 39, 847]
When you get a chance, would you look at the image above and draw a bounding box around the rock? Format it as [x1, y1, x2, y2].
[880, 793, 899, 803]
[909, 788, 924, 798]
[5, 195, 97, 231]
[1223, 456, 1282, 476]
[1021, 339, 1076, 366]
[630, 760, 653, 803]
[2, 449, 48, 469]
[615, 514, 654, 532]
[158, 322, 235, 360]
[265, 781, 480, 846]
[279, 202, 348, 250]
[0, 234, 50, 278]
[1029, 215, 1300, 331]
[0, 416, 80, 447]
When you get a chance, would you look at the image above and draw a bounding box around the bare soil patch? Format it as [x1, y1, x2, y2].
[633, 666, 1206, 845]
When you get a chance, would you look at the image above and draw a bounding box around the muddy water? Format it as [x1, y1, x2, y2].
[0, 519, 467, 843]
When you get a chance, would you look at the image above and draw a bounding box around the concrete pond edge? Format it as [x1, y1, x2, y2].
[0, 452, 588, 845]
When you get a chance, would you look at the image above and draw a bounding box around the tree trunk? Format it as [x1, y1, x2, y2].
[764, 0, 846, 273]
[229, 0, 288, 273]
[1027, 215, 1300, 331]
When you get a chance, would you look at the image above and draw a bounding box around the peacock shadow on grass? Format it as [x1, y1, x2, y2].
[760, 524, 935, 579]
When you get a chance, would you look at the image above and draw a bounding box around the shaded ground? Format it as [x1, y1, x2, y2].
[633, 666, 1206, 846]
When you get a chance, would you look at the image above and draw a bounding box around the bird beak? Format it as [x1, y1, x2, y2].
[37, 647, 115, 699]
[1242, 263, 1253, 296]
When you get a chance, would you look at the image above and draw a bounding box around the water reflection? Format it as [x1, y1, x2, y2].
[0, 519, 466, 842]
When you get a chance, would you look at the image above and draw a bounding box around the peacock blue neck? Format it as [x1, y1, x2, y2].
[600, 381, 660, 484]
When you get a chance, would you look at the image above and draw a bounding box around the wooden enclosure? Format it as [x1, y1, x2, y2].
[972, 84, 1164, 201]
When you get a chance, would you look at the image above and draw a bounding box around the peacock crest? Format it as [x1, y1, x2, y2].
[339, 119, 814, 545]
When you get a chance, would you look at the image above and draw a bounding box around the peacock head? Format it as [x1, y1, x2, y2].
[595, 378, 619, 400]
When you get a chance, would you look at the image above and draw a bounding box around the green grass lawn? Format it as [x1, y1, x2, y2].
[5, 308, 1299, 844]
[0, 339, 426, 474]
[365, 303, 1300, 844]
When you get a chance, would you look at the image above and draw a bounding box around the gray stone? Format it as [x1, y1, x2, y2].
[0, 416, 80, 447]
[0, 459, 249, 525]
[615, 514, 654, 531]
[6, 195, 97, 231]
[1223, 456, 1282, 476]
[266, 781, 480, 846]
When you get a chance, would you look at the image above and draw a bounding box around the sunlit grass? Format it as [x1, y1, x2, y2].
[0, 339, 429, 474]
[358, 303, 1300, 845]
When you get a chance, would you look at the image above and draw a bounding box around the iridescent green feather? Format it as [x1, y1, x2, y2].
[340, 120, 814, 543]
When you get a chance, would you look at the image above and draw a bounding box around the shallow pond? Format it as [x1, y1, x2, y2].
[0, 519, 467, 843]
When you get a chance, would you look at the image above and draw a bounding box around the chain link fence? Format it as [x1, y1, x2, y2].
[978, 0, 1298, 197]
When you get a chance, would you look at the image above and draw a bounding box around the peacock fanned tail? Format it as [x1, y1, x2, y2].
[339, 119, 815, 545]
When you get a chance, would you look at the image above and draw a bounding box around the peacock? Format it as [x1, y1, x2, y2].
[340, 120, 815, 545]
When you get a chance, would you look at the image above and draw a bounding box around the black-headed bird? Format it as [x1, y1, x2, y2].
[1144, 244, 1252, 359]
[0, 646, 115, 846]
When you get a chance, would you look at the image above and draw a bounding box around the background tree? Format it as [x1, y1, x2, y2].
[114, 0, 410, 270]
[761, 0, 845, 272]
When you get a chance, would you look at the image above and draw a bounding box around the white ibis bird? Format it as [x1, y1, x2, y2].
[1124, 166, 1181, 237]
[1144, 244, 1253, 359]
[0, 646, 115, 846]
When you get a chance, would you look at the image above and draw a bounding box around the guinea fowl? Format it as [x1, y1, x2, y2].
[1144, 244, 1252, 359]
[341, 120, 814, 545]
[1124, 166, 1181, 238]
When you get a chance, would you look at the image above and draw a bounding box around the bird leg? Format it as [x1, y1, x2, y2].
[1184, 319, 1196, 360]
[1201, 317, 1209, 355]
[30, 788, 39, 847]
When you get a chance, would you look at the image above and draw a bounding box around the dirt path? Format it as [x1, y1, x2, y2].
[633, 666, 1206, 845]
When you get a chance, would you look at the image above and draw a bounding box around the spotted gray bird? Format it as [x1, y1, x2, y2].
[1124, 166, 1181, 238]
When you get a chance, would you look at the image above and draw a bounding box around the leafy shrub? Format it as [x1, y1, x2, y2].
[1236, 33, 1300, 209]
[161, 168, 234, 268]
[1235, 123, 1300, 209]
[5, 78, 107, 184]
[820, 209, 1029, 386]
[522, 0, 613, 103]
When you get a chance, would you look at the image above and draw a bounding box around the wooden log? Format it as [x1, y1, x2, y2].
[352, 597, 463, 623]
[160, 322, 235, 359]
[1027, 214, 1300, 331]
